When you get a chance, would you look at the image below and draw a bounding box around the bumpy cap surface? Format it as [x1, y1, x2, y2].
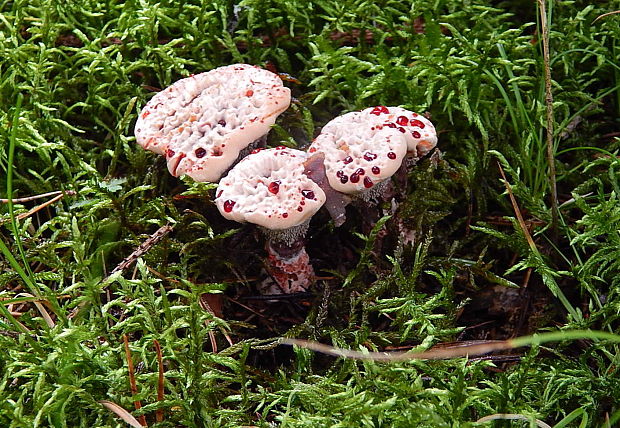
[308, 110, 408, 194]
[364, 106, 438, 157]
[134, 64, 291, 182]
[215, 147, 326, 230]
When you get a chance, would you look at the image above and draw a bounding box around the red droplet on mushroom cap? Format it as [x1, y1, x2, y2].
[350, 173, 360, 183]
[195, 147, 206, 158]
[268, 181, 280, 194]
[396, 116, 409, 126]
[363, 152, 377, 161]
[301, 189, 315, 200]
[343, 156, 353, 164]
[371, 166, 380, 175]
[223, 200, 235, 212]
[369, 105, 389, 115]
[387, 152, 397, 159]
[412, 131, 421, 139]
[410, 119, 426, 128]
[166, 149, 175, 158]
[363, 177, 373, 188]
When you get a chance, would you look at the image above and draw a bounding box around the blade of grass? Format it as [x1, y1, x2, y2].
[2, 93, 59, 326]
[6, 93, 36, 281]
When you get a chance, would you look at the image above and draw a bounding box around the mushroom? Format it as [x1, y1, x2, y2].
[134, 64, 291, 182]
[362, 106, 439, 197]
[215, 147, 326, 294]
[308, 109, 409, 202]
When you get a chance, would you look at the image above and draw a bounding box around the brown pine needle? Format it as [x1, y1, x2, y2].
[99, 400, 144, 428]
[15, 292, 55, 328]
[497, 162, 538, 252]
[280, 338, 514, 361]
[123, 335, 147, 427]
[0, 190, 75, 203]
[593, 10, 620, 23]
[0, 191, 76, 225]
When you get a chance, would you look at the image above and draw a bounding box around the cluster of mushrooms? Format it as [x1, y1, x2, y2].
[135, 64, 437, 295]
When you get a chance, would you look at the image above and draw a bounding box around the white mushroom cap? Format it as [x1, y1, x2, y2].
[308, 110, 408, 194]
[362, 106, 438, 157]
[215, 147, 326, 230]
[134, 64, 291, 182]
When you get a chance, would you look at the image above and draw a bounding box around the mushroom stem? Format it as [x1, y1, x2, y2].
[260, 237, 315, 295]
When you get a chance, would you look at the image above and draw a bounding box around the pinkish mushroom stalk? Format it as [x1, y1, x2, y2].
[215, 147, 326, 294]
[134, 63, 291, 183]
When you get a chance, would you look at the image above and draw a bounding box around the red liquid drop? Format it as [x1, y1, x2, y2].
[282, 213, 288, 218]
[387, 152, 397, 159]
[218, 119, 226, 126]
[297, 206, 303, 212]
[371, 166, 380, 175]
[246, 90, 254, 97]
[340, 175, 349, 184]
[370, 105, 389, 115]
[409, 119, 425, 128]
[350, 173, 360, 183]
[195, 147, 206, 158]
[355, 168, 365, 176]
[396, 115, 408, 126]
[223, 200, 235, 213]
[343, 156, 353, 164]
[166, 149, 175, 158]
[268, 181, 280, 194]
[384, 122, 396, 129]
[363, 177, 373, 188]
[301, 189, 315, 199]
[412, 131, 421, 139]
[363, 152, 377, 161]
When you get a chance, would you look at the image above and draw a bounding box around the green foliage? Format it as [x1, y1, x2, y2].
[1, 0, 620, 426]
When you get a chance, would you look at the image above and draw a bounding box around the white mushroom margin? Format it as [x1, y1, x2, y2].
[215, 147, 326, 231]
[134, 64, 291, 182]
